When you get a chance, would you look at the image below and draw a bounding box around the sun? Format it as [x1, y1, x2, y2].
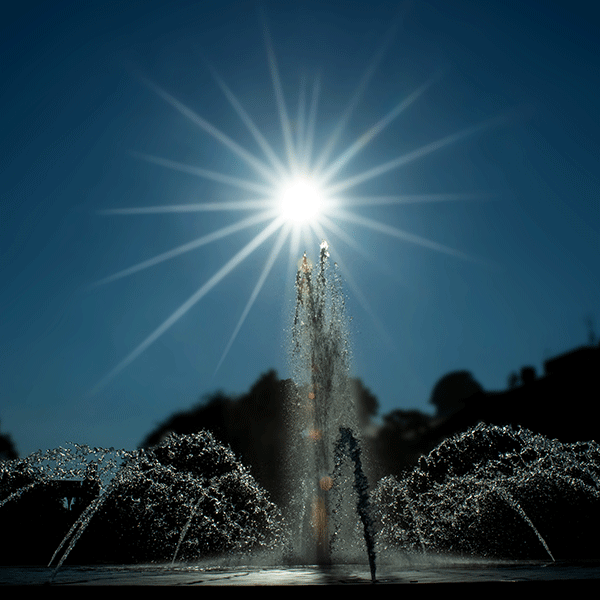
[91, 20, 503, 393]
[276, 174, 327, 226]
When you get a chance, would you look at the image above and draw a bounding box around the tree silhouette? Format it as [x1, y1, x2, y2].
[140, 371, 292, 504]
[0, 421, 18, 461]
[429, 370, 484, 417]
[140, 370, 382, 504]
[369, 409, 434, 479]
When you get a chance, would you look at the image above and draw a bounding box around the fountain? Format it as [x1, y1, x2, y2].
[374, 422, 600, 562]
[0, 432, 284, 571]
[0, 241, 379, 583]
[283, 241, 377, 579]
[2, 243, 600, 585]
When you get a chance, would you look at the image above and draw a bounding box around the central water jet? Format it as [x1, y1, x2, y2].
[285, 241, 376, 580]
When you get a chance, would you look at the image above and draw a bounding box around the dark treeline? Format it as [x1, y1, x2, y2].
[1, 341, 598, 566]
[139, 342, 599, 504]
[1, 341, 597, 505]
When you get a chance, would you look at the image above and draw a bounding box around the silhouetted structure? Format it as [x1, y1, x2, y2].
[141, 370, 289, 504]
[368, 409, 434, 480]
[426, 343, 600, 446]
[370, 342, 600, 477]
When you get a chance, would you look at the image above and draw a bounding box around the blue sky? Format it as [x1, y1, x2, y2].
[1, 1, 598, 457]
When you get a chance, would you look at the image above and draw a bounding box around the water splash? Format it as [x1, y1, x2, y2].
[0, 433, 283, 568]
[374, 423, 600, 560]
[285, 241, 376, 578]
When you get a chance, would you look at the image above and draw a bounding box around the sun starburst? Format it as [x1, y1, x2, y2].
[91, 21, 505, 394]
[276, 174, 329, 225]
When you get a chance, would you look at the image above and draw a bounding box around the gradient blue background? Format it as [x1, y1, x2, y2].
[1, 1, 598, 457]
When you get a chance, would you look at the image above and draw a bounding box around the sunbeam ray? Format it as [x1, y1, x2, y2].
[335, 256, 399, 352]
[333, 208, 489, 265]
[98, 200, 275, 215]
[262, 23, 296, 173]
[295, 75, 307, 163]
[90, 216, 286, 394]
[327, 112, 511, 196]
[205, 61, 288, 178]
[320, 75, 440, 184]
[341, 192, 496, 208]
[131, 152, 273, 195]
[286, 224, 304, 286]
[141, 78, 279, 185]
[317, 213, 370, 259]
[310, 221, 398, 351]
[312, 17, 402, 174]
[298, 74, 321, 172]
[89, 211, 277, 288]
[214, 223, 291, 375]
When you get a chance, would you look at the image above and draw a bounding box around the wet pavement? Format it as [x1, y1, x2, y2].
[2, 559, 600, 586]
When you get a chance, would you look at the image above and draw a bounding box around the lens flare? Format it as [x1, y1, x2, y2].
[91, 17, 502, 392]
